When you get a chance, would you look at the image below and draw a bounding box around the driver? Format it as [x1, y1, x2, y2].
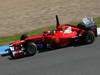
[64, 26, 72, 34]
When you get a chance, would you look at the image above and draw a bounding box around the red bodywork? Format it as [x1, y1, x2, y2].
[43, 24, 85, 46]
[11, 24, 85, 49]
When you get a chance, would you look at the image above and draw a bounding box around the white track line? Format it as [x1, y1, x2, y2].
[97, 27, 100, 36]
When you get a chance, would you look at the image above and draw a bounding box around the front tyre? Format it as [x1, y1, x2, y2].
[20, 34, 29, 40]
[26, 42, 38, 56]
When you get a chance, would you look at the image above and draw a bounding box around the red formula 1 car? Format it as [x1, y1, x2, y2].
[1, 15, 97, 58]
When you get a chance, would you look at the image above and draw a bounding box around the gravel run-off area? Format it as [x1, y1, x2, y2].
[0, 0, 100, 36]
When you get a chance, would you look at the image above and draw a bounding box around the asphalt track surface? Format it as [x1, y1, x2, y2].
[0, 37, 100, 75]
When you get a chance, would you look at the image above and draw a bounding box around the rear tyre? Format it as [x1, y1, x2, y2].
[26, 42, 38, 56]
[83, 31, 95, 44]
[77, 24, 86, 29]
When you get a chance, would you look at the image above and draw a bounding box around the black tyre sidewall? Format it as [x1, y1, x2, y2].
[20, 34, 29, 40]
[26, 42, 38, 56]
[83, 31, 95, 44]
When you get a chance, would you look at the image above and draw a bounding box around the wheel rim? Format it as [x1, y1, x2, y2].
[86, 35, 92, 42]
[84, 32, 94, 43]
[27, 45, 36, 55]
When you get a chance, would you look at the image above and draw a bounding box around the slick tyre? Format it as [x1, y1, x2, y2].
[20, 34, 29, 40]
[26, 42, 38, 56]
[83, 31, 95, 44]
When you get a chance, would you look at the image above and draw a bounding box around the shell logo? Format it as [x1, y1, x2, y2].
[55, 38, 60, 43]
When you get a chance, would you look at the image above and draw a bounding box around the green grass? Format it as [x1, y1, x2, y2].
[94, 17, 100, 27]
[0, 17, 100, 46]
